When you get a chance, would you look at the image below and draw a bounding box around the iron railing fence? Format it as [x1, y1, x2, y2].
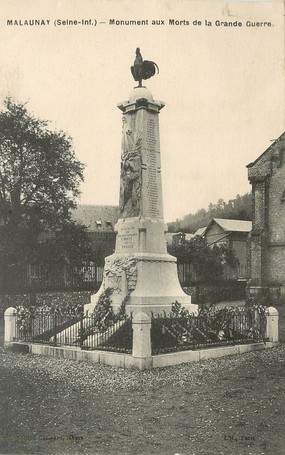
[2, 262, 104, 294]
[14, 305, 268, 357]
[151, 306, 268, 355]
[15, 309, 132, 354]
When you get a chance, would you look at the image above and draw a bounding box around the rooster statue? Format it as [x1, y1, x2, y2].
[130, 48, 159, 87]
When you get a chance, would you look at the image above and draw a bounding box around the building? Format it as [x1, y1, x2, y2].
[247, 131, 285, 302]
[198, 218, 252, 280]
[72, 204, 118, 264]
[193, 226, 207, 237]
[166, 219, 251, 284]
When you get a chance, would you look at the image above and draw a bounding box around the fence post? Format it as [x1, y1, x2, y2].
[80, 311, 84, 349]
[132, 312, 152, 369]
[266, 306, 279, 342]
[53, 312, 57, 346]
[4, 307, 17, 345]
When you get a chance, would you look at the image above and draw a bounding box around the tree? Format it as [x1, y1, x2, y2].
[34, 221, 94, 266]
[0, 98, 85, 265]
[168, 236, 239, 284]
[167, 193, 252, 233]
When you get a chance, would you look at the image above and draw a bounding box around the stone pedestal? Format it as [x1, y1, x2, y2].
[4, 307, 17, 344]
[85, 86, 197, 316]
[266, 306, 279, 342]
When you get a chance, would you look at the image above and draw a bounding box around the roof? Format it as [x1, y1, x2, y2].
[247, 131, 285, 168]
[193, 227, 207, 237]
[209, 218, 252, 233]
[71, 205, 119, 231]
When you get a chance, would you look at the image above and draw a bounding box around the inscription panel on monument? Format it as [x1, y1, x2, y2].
[116, 224, 139, 253]
[144, 117, 163, 218]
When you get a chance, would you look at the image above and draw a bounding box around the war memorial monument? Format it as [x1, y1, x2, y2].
[3, 50, 279, 376]
[85, 49, 197, 316]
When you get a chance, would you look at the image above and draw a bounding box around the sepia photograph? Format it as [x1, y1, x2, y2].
[0, 0, 284, 453]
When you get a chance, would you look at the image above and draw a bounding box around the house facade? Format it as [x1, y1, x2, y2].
[247, 131, 285, 302]
[166, 219, 251, 285]
[202, 218, 252, 280]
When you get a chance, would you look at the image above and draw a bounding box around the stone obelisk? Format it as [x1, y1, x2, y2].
[86, 53, 197, 315]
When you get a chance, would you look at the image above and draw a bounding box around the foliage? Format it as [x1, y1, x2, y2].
[34, 221, 94, 266]
[89, 232, 116, 266]
[168, 235, 238, 283]
[15, 305, 36, 335]
[168, 193, 252, 233]
[0, 98, 85, 265]
[246, 287, 281, 308]
[15, 302, 84, 335]
[171, 300, 191, 318]
[118, 293, 130, 317]
[152, 301, 267, 353]
[195, 305, 267, 342]
[90, 288, 115, 331]
[15, 287, 129, 342]
[86, 288, 129, 333]
[74, 289, 131, 343]
[195, 282, 246, 305]
[15, 302, 84, 316]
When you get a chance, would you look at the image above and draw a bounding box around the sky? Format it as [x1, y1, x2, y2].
[0, 0, 284, 222]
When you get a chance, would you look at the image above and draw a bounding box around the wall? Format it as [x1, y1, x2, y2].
[266, 163, 285, 285]
[268, 164, 285, 243]
[232, 234, 248, 279]
[206, 225, 249, 280]
[248, 132, 285, 289]
[205, 223, 228, 246]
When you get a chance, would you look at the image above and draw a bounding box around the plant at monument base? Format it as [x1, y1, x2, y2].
[15, 305, 36, 336]
[171, 301, 191, 318]
[118, 292, 131, 317]
[78, 288, 131, 344]
[91, 287, 115, 331]
[162, 301, 268, 349]
[92, 288, 130, 329]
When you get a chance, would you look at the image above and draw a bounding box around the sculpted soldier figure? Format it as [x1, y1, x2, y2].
[130, 48, 159, 87]
[119, 145, 142, 217]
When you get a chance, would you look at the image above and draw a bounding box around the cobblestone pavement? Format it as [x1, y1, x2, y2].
[0, 343, 285, 454]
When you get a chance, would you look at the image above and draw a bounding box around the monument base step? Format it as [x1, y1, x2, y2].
[85, 252, 198, 316]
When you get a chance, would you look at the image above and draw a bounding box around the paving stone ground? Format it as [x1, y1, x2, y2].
[0, 340, 285, 454]
[1, 306, 285, 454]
